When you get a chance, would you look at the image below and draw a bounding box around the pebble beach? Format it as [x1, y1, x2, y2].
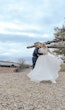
[0, 68, 65, 110]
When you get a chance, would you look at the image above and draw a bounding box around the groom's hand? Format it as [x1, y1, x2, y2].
[37, 54, 40, 57]
[37, 53, 44, 57]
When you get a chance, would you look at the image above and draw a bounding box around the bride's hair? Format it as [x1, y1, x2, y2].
[40, 43, 47, 48]
[43, 43, 47, 47]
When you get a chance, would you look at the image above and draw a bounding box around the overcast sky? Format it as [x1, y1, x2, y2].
[0, 0, 65, 62]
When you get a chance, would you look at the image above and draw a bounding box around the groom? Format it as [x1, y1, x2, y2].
[32, 42, 43, 69]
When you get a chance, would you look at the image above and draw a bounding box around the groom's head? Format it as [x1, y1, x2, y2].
[34, 42, 41, 48]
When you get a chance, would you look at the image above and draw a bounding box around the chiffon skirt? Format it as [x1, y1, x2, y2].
[27, 53, 63, 83]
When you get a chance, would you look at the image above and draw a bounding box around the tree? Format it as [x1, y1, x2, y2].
[54, 25, 65, 40]
[18, 58, 25, 70]
[54, 25, 65, 56]
[27, 24, 65, 61]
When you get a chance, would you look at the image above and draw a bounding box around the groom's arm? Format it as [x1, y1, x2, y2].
[37, 49, 43, 56]
[34, 48, 43, 57]
[37, 52, 43, 56]
[38, 52, 43, 55]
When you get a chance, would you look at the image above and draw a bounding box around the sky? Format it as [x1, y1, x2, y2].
[0, 0, 65, 63]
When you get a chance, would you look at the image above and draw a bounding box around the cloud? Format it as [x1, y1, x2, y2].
[0, 0, 65, 36]
[0, 33, 52, 44]
[0, 41, 29, 59]
[0, 21, 42, 31]
[0, 21, 52, 38]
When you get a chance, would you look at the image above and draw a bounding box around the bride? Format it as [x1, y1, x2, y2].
[27, 43, 63, 83]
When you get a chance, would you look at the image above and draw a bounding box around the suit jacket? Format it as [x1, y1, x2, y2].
[33, 47, 43, 58]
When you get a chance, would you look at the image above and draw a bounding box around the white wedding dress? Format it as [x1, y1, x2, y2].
[27, 47, 63, 83]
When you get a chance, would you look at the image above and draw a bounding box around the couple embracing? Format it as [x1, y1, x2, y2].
[27, 42, 63, 84]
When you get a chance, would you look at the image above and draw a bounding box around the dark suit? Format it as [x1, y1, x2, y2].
[32, 47, 43, 69]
